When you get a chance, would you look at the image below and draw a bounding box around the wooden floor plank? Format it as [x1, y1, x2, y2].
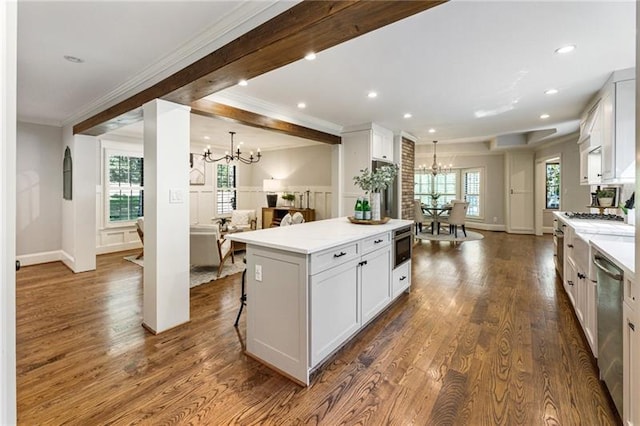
[16, 232, 619, 424]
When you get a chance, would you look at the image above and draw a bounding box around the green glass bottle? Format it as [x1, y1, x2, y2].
[363, 197, 371, 220]
[354, 197, 363, 220]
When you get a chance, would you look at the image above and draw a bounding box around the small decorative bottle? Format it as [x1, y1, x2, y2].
[354, 197, 363, 220]
[363, 197, 371, 220]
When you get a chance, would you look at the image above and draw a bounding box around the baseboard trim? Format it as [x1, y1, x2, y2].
[465, 222, 506, 232]
[60, 250, 74, 272]
[96, 241, 142, 255]
[17, 250, 62, 267]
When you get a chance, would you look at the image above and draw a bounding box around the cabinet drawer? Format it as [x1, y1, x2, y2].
[309, 242, 359, 275]
[392, 261, 411, 298]
[361, 232, 390, 255]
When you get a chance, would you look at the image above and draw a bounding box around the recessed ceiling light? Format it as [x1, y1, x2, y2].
[239, 141, 244, 145]
[203, 136, 210, 140]
[304, 52, 316, 61]
[367, 91, 378, 99]
[540, 113, 550, 119]
[545, 88, 559, 95]
[297, 102, 306, 109]
[403, 113, 412, 119]
[238, 79, 248, 86]
[428, 128, 436, 133]
[555, 44, 576, 54]
[63, 55, 84, 63]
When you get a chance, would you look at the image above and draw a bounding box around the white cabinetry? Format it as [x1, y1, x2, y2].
[309, 231, 397, 368]
[341, 123, 395, 215]
[579, 68, 635, 185]
[392, 261, 411, 297]
[623, 299, 638, 426]
[360, 244, 391, 324]
[310, 258, 360, 366]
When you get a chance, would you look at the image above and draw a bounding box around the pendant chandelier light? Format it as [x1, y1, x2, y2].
[420, 140, 452, 176]
[202, 131, 261, 165]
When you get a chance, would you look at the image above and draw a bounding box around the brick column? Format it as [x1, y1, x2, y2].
[401, 137, 415, 220]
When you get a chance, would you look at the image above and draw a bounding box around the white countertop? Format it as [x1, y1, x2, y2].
[226, 217, 414, 254]
[554, 211, 635, 236]
[589, 235, 635, 277]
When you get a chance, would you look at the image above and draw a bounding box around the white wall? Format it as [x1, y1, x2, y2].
[535, 136, 590, 213]
[415, 142, 506, 229]
[1, 0, 17, 421]
[16, 122, 63, 263]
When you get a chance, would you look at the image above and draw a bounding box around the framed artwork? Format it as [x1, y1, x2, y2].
[189, 153, 205, 185]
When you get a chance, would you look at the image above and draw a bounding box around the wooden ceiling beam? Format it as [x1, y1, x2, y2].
[73, 1, 446, 136]
[191, 100, 341, 145]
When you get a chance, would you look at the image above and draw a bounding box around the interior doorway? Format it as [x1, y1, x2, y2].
[535, 154, 561, 235]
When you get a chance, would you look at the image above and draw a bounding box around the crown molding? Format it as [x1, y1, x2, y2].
[62, 1, 295, 128]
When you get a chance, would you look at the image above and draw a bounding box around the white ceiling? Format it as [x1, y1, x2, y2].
[17, 1, 636, 150]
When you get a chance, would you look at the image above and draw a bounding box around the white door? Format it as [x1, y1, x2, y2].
[506, 151, 534, 234]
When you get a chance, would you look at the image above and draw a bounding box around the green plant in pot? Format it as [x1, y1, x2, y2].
[596, 189, 615, 207]
[353, 164, 398, 220]
[429, 192, 441, 207]
[281, 193, 295, 206]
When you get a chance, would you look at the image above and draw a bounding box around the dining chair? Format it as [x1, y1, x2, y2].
[442, 201, 468, 237]
[280, 213, 293, 226]
[135, 217, 144, 259]
[291, 212, 305, 224]
[413, 200, 430, 234]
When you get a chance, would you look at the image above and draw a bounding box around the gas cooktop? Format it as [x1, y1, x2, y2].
[564, 212, 625, 221]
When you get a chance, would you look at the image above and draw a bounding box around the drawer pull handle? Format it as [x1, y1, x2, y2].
[358, 260, 368, 267]
[399, 276, 407, 281]
[567, 244, 574, 248]
[374, 239, 384, 244]
[333, 251, 347, 258]
[577, 272, 586, 279]
[629, 321, 635, 331]
[568, 280, 574, 286]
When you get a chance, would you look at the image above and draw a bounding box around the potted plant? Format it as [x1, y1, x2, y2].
[217, 217, 229, 232]
[597, 189, 615, 207]
[429, 192, 441, 207]
[353, 164, 398, 220]
[281, 193, 296, 206]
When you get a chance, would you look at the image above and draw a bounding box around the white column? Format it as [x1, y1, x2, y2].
[1, 0, 17, 422]
[142, 99, 191, 333]
[60, 129, 97, 273]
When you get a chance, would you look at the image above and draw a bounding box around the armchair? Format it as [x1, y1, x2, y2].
[227, 209, 257, 232]
[135, 217, 144, 259]
[190, 224, 234, 278]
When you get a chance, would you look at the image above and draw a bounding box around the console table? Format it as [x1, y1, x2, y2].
[261, 207, 315, 228]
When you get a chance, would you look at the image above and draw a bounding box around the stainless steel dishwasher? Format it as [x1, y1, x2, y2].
[594, 254, 624, 417]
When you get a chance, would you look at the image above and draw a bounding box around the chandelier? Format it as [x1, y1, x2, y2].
[202, 131, 261, 165]
[420, 140, 452, 176]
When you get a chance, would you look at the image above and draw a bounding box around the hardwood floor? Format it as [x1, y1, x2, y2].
[16, 232, 619, 425]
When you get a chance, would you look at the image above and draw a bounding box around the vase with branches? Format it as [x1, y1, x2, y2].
[353, 164, 398, 220]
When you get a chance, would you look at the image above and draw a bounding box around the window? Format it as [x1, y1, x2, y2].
[107, 152, 143, 223]
[463, 169, 482, 217]
[414, 171, 457, 205]
[216, 164, 236, 215]
[546, 162, 560, 209]
[414, 167, 484, 218]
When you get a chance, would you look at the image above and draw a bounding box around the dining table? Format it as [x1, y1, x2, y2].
[421, 203, 452, 235]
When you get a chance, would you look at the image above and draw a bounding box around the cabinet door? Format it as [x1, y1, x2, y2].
[579, 144, 589, 185]
[565, 258, 577, 308]
[623, 303, 638, 426]
[601, 89, 615, 180]
[372, 129, 393, 161]
[392, 260, 411, 298]
[614, 79, 635, 182]
[584, 278, 598, 356]
[310, 259, 360, 367]
[361, 246, 391, 324]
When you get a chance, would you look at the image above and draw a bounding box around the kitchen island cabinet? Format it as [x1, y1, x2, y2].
[227, 217, 413, 385]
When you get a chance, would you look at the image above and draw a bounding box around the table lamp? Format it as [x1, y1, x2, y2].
[263, 178, 282, 207]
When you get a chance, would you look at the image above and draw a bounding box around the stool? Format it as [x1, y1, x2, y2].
[234, 258, 247, 327]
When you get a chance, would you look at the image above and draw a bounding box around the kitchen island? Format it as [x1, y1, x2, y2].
[227, 217, 414, 385]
